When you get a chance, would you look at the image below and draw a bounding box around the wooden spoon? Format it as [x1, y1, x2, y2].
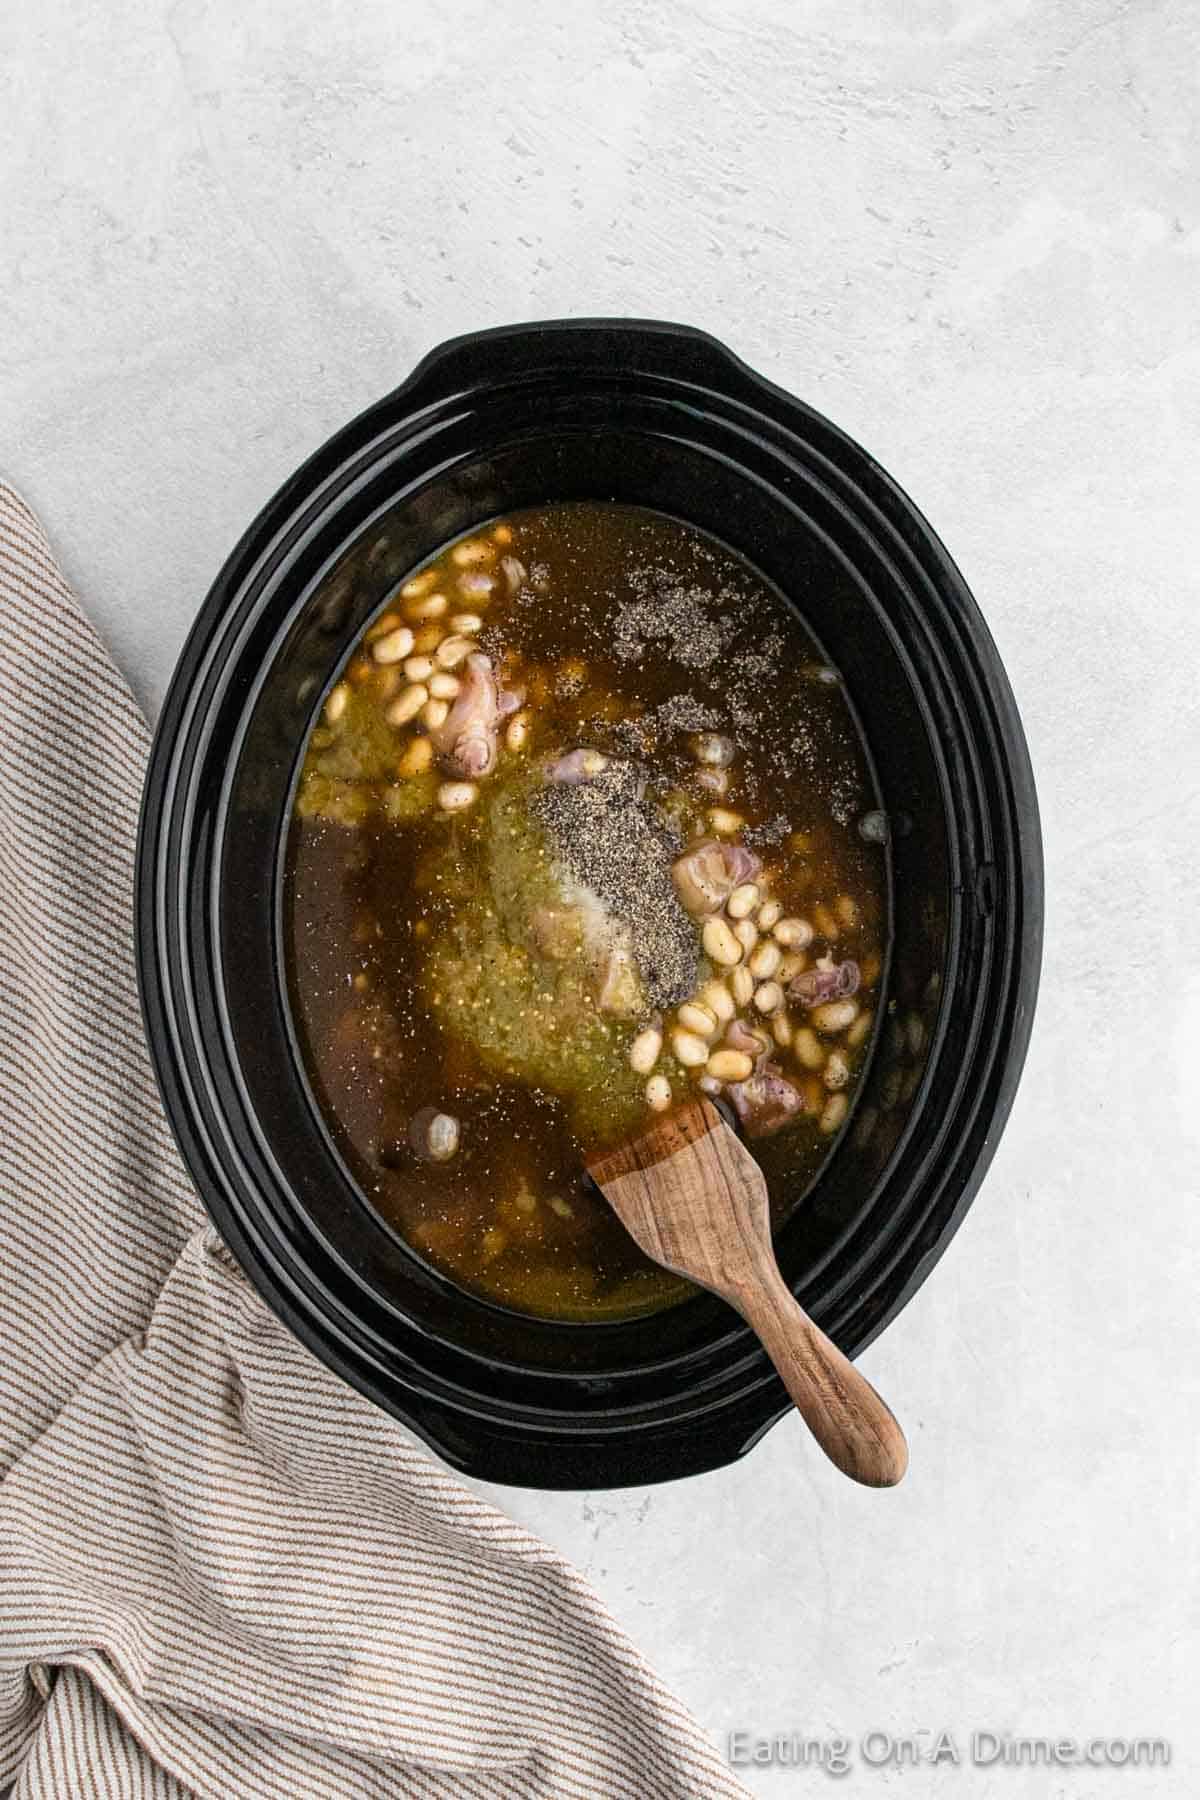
[587, 1099, 908, 1488]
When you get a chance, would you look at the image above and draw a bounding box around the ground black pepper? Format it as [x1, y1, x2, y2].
[531, 757, 697, 1012]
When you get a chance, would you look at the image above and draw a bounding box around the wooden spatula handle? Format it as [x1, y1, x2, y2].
[588, 1100, 908, 1487]
[734, 1264, 909, 1488]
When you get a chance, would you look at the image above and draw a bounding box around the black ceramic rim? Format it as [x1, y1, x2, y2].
[136, 319, 1043, 1488]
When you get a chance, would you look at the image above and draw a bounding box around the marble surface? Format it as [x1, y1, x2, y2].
[3, 2, 1197, 1793]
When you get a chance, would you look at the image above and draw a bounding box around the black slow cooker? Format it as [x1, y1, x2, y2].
[136, 320, 1042, 1488]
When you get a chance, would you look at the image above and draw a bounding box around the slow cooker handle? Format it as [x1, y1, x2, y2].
[394, 316, 757, 407]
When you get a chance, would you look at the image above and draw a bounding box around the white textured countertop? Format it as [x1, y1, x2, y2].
[4, 2, 1197, 1793]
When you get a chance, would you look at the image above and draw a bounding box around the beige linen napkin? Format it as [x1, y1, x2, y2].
[0, 482, 749, 1800]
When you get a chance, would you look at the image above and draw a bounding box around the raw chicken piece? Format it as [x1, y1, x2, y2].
[532, 891, 644, 1018]
[727, 1067, 808, 1137]
[671, 838, 762, 917]
[529, 907, 583, 961]
[432, 653, 502, 779]
[724, 1016, 771, 1067]
[533, 751, 696, 1012]
[545, 747, 614, 785]
[789, 960, 860, 1008]
[594, 931, 643, 1017]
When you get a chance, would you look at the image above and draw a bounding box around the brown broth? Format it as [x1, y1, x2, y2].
[285, 504, 887, 1321]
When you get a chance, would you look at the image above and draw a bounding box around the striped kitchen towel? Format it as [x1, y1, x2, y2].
[0, 481, 749, 1800]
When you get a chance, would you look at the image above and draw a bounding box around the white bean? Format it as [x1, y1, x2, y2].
[702, 916, 742, 967]
[372, 624, 415, 665]
[748, 941, 781, 980]
[404, 655, 434, 682]
[778, 951, 808, 983]
[426, 1113, 460, 1161]
[645, 1074, 672, 1112]
[500, 555, 526, 591]
[406, 592, 448, 621]
[824, 1050, 850, 1090]
[629, 1026, 662, 1074]
[707, 1049, 753, 1083]
[398, 735, 433, 777]
[812, 902, 839, 940]
[387, 684, 428, 726]
[774, 917, 814, 949]
[422, 697, 450, 729]
[672, 1029, 710, 1068]
[811, 999, 859, 1034]
[771, 1011, 793, 1048]
[793, 1026, 826, 1071]
[700, 979, 735, 1024]
[367, 613, 405, 651]
[819, 1092, 849, 1135]
[428, 672, 461, 700]
[437, 780, 478, 812]
[708, 807, 743, 836]
[731, 966, 755, 1007]
[678, 1002, 718, 1039]
[732, 918, 758, 956]
[451, 538, 495, 567]
[846, 1011, 873, 1049]
[726, 883, 760, 920]
[756, 898, 782, 931]
[505, 711, 531, 752]
[449, 612, 483, 634]
[324, 681, 349, 724]
[457, 570, 496, 600]
[401, 570, 437, 599]
[753, 980, 784, 1015]
[436, 635, 473, 669]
